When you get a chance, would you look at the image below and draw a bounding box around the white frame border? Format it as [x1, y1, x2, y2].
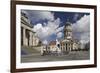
[16, 5, 94, 69]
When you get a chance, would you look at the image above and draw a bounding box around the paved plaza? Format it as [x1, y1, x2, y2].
[21, 51, 90, 63]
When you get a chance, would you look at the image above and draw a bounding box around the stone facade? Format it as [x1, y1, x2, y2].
[60, 22, 80, 52]
[21, 12, 39, 47]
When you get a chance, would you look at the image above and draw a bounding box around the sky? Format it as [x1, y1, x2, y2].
[21, 10, 90, 45]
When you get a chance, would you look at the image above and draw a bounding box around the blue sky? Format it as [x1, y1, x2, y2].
[21, 10, 90, 45]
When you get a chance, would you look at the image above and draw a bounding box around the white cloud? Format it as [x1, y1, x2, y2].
[22, 10, 64, 44]
[22, 10, 54, 22]
[57, 32, 63, 39]
[47, 18, 60, 29]
[33, 23, 42, 32]
[42, 40, 48, 45]
[56, 26, 64, 33]
[72, 15, 90, 44]
[33, 23, 49, 40]
[33, 18, 63, 44]
[72, 15, 90, 33]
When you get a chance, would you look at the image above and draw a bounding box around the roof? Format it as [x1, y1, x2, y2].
[49, 41, 56, 45]
[21, 12, 33, 28]
[21, 12, 28, 19]
[65, 22, 72, 26]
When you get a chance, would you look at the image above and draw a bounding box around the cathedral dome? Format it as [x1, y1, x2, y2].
[66, 22, 72, 26]
[64, 21, 72, 31]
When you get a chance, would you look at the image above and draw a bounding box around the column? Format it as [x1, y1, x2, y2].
[23, 28, 26, 46]
[65, 43, 66, 51]
[64, 43, 65, 51]
[29, 31, 32, 46]
[63, 44, 65, 52]
[67, 43, 69, 51]
[70, 44, 71, 51]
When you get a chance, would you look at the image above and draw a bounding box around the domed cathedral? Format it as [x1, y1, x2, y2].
[64, 22, 72, 40]
[60, 21, 79, 54]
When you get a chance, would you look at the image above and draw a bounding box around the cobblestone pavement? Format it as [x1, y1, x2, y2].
[21, 51, 90, 63]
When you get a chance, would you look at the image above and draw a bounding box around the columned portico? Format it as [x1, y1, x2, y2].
[21, 12, 40, 47]
[21, 26, 37, 47]
[21, 13, 39, 46]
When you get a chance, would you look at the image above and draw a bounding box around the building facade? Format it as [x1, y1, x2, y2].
[21, 12, 39, 47]
[60, 22, 80, 52]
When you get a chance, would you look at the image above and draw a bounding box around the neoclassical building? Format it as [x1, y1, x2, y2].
[21, 12, 39, 47]
[60, 22, 80, 52]
[60, 22, 73, 52]
[44, 21, 80, 54]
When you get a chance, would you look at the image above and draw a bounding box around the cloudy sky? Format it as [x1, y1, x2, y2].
[21, 10, 90, 45]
